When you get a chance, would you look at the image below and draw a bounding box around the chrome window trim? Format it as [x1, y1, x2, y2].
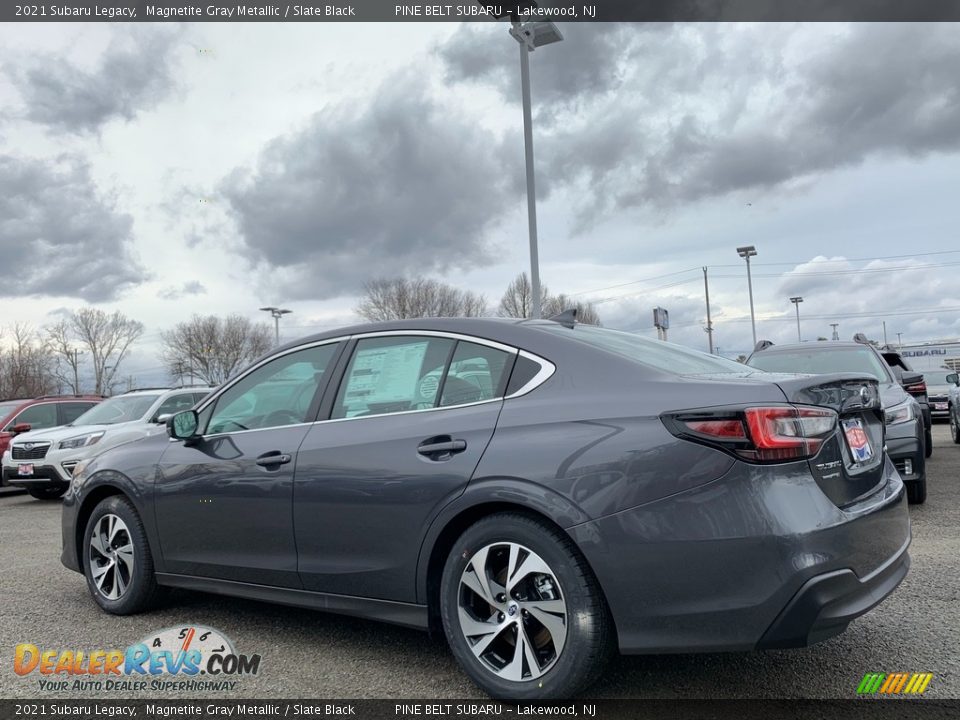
[192, 330, 555, 439]
[506, 350, 557, 399]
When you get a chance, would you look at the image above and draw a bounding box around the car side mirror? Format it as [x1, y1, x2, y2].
[154, 413, 172, 425]
[11, 423, 31, 435]
[167, 410, 199, 441]
[948, 373, 959, 386]
[900, 371, 923, 386]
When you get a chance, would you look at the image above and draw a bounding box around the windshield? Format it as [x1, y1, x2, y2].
[928, 371, 956, 387]
[748, 347, 892, 382]
[0, 401, 23, 421]
[70, 394, 160, 426]
[538, 325, 751, 376]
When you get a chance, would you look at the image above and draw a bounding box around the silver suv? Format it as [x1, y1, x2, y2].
[2, 388, 210, 500]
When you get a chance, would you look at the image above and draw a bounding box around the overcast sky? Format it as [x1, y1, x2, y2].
[1, 22, 959, 384]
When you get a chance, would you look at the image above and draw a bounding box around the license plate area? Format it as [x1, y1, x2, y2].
[842, 418, 874, 464]
[17, 463, 34, 476]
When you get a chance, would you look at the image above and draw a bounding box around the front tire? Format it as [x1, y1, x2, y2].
[439, 513, 613, 699]
[27, 486, 67, 500]
[950, 408, 960, 444]
[924, 426, 933, 458]
[82, 496, 163, 614]
[907, 479, 927, 505]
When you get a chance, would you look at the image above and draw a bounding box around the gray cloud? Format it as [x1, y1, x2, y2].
[220, 72, 519, 300]
[0, 154, 148, 301]
[158, 280, 207, 300]
[8, 29, 181, 133]
[440, 24, 960, 226]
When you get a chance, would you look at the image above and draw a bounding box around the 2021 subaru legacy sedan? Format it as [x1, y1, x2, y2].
[61, 316, 910, 698]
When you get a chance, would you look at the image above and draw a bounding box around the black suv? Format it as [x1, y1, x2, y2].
[747, 337, 927, 504]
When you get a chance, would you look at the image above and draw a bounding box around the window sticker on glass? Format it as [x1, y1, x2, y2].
[341, 341, 430, 417]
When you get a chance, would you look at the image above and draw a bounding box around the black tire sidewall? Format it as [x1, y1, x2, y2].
[81, 495, 158, 615]
[28, 486, 67, 500]
[439, 514, 608, 700]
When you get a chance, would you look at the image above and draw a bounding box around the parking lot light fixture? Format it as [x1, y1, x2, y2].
[260, 306, 293, 346]
[737, 246, 758, 345]
[498, 9, 562, 319]
[790, 296, 804, 342]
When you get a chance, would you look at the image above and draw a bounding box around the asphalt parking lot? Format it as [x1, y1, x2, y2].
[1, 426, 957, 700]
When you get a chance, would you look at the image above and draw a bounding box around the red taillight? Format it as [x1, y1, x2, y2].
[684, 419, 747, 439]
[904, 382, 926, 394]
[675, 406, 837, 463]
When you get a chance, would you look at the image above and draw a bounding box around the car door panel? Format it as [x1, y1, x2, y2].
[154, 427, 309, 587]
[293, 401, 502, 601]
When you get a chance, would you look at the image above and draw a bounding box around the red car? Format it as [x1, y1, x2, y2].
[0, 396, 103, 469]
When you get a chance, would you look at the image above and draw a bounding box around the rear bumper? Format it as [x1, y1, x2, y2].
[758, 534, 910, 648]
[568, 455, 910, 654]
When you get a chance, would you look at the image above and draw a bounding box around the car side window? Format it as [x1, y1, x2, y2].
[60, 402, 96, 424]
[13, 403, 58, 430]
[154, 394, 199, 421]
[204, 343, 339, 434]
[332, 336, 455, 419]
[439, 342, 513, 407]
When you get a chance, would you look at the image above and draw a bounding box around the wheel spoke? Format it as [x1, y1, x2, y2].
[507, 550, 551, 593]
[461, 546, 497, 607]
[527, 607, 567, 656]
[89, 530, 109, 559]
[459, 608, 507, 658]
[115, 543, 135, 574]
[92, 561, 111, 588]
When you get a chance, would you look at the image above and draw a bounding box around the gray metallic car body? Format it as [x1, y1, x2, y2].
[62, 318, 910, 653]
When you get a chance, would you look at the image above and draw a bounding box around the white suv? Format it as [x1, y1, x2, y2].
[1, 388, 210, 500]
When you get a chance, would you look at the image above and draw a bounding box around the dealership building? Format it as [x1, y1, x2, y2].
[892, 339, 960, 372]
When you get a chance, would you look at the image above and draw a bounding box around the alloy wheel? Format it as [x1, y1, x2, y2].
[88, 514, 135, 600]
[457, 542, 567, 682]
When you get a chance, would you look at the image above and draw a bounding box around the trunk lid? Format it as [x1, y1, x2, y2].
[772, 372, 886, 507]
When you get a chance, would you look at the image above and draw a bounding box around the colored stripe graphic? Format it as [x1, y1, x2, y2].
[857, 672, 932, 695]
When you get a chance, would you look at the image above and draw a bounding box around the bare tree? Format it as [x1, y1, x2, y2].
[47, 320, 86, 393]
[55, 308, 145, 395]
[0, 324, 57, 399]
[356, 278, 488, 321]
[498, 273, 602, 326]
[161, 314, 273, 386]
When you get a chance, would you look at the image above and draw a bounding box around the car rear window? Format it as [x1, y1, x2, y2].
[538, 325, 748, 375]
[748, 347, 893, 381]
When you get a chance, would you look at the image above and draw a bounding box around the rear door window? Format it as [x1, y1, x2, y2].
[332, 336, 455, 419]
[439, 341, 512, 407]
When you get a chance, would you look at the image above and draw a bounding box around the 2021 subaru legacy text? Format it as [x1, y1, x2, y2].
[61, 317, 911, 698]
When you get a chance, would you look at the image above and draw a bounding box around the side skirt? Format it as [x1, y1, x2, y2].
[155, 573, 429, 631]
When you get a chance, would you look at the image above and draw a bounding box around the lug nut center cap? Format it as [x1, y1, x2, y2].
[507, 602, 519, 617]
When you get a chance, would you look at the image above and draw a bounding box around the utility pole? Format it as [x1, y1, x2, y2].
[703, 267, 714, 353]
[883, 321, 888, 346]
[897, 332, 903, 349]
[790, 296, 803, 342]
[830, 323, 840, 341]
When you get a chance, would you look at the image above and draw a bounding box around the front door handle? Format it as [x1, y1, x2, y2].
[256, 452, 292, 468]
[417, 437, 467, 460]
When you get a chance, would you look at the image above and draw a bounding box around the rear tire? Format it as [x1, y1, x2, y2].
[906, 479, 926, 505]
[924, 427, 933, 458]
[439, 513, 613, 699]
[82, 495, 164, 615]
[950, 408, 960, 444]
[28, 486, 67, 500]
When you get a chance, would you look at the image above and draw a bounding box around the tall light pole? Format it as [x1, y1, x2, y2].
[504, 16, 563, 319]
[737, 245, 758, 346]
[703, 266, 714, 353]
[831, 323, 840, 341]
[790, 296, 803, 342]
[260, 306, 292, 346]
[897, 332, 903, 349]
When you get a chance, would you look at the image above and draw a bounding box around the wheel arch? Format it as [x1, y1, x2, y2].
[416, 479, 606, 636]
[73, 472, 153, 572]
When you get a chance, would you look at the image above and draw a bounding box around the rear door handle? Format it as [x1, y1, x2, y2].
[256, 452, 292, 468]
[417, 437, 467, 459]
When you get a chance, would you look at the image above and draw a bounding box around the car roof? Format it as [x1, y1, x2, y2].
[753, 341, 874, 353]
